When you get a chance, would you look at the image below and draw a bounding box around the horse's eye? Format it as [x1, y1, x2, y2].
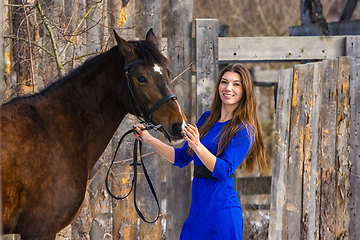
[137, 76, 147, 83]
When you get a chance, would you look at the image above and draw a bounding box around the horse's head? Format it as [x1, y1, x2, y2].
[114, 29, 187, 142]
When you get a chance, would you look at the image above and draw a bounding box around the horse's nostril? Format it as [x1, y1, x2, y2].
[170, 122, 182, 135]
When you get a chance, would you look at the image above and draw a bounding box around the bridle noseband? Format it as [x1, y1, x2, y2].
[105, 58, 178, 223]
[124, 59, 177, 133]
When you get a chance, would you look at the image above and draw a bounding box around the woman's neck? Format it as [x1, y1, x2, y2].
[219, 105, 234, 122]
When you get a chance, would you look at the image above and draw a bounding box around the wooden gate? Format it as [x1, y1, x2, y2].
[269, 57, 352, 239]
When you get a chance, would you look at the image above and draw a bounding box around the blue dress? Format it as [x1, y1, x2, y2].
[174, 111, 253, 240]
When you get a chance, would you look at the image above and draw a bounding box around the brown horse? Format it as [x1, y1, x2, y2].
[1, 29, 186, 240]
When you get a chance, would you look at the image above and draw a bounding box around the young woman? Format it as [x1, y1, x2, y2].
[134, 63, 268, 239]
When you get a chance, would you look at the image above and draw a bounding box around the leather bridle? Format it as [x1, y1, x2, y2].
[105, 58, 178, 223]
[124, 59, 177, 138]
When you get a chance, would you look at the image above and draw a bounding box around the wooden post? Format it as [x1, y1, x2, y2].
[69, 2, 113, 239]
[85, 1, 113, 239]
[195, 19, 219, 120]
[166, 1, 193, 239]
[346, 36, 360, 240]
[319, 59, 338, 239]
[139, 0, 161, 39]
[138, 1, 163, 239]
[107, 1, 138, 239]
[268, 68, 293, 240]
[286, 64, 307, 239]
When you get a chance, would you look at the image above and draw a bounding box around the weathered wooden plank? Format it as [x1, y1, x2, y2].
[139, 0, 162, 40]
[289, 19, 360, 36]
[66, 1, 113, 239]
[301, 62, 314, 240]
[138, 2, 163, 239]
[111, 118, 139, 240]
[286, 64, 307, 239]
[163, 36, 348, 63]
[235, 176, 272, 195]
[90, 3, 113, 237]
[319, 59, 338, 239]
[218, 36, 346, 62]
[195, 19, 219, 120]
[335, 56, 351, 239]
[346, 36, 360, 240]
[109, 1, 138, 239]
[308, 62, 323, 240]
[268, 68, 293, 240]
[166, 2, 193, 240]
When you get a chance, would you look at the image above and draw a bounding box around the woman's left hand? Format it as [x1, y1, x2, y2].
[184, 124, 201, 151]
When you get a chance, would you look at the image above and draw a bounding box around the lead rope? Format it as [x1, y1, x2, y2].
[105, 126, 160, 223]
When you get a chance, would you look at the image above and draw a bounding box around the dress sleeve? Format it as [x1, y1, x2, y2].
[173, 141, 191, 168]
[173, 111, 211, 168]
[211, 126, 253, 180]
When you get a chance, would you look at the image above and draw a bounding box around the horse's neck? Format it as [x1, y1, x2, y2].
[40, 50, 128, 170]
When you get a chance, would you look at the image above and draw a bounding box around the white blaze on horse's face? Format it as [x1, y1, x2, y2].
[153, 63, 172, 92]
[153, 64, 162, 75]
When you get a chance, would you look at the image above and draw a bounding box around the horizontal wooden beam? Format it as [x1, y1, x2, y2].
[162, 35, 348, 62]
[218, 36, 346, 62]
[235, 176, 272, 195]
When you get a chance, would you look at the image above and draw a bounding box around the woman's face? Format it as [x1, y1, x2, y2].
[218, 71, 243, 108]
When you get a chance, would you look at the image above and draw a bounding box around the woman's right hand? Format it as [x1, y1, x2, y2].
[133, 124, 175, 164]
[133, 124, 153, 142]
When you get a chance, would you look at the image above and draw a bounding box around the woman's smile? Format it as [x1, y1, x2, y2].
[219, 71, 243, 107]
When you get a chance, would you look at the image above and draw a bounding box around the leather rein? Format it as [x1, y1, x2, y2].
[105, 59, 177, 223]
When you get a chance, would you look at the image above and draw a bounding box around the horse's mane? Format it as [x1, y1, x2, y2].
[129, 40, 169, 67]
[8, 39, 168, 103]
[38, 47, 119, 97]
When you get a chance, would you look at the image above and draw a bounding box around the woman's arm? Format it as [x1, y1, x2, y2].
[133, 125, 175, 163]
[183, 124, 217, 172]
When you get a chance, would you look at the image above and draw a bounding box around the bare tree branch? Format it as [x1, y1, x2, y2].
[4, 36, 54, 57]
[35, 0, 64, 78]
[59, 0, 103, 57]
[22, 0, 36, 93]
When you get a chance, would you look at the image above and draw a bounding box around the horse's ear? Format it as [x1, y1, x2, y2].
[113, 29, 136, 60]
[145, 28, 158, 46]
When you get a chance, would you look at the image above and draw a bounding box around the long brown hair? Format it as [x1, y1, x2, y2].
[198, 63, 268, 173]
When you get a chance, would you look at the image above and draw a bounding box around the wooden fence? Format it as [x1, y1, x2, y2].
[268, 57, 351, 239]
[194, 19, 360, 240]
